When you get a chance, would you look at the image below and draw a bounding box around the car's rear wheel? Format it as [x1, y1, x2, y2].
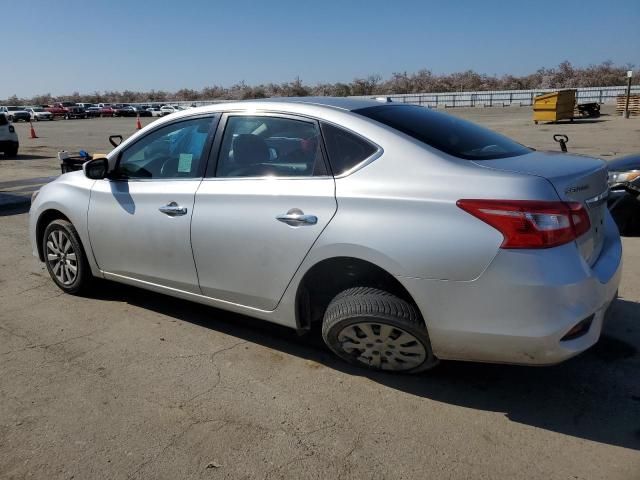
[322, 287, 438, 373]
[42, 219, 92, 294]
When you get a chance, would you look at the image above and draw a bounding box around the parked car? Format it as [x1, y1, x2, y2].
[113, 106, 151, 117]
[28, 98, 621, 373]
[100, 106, 116, 117]
[147, 106, 163, 117]
[63, 106, 87, 119]
[0, 106, 31, 122]
[160, 105, 181, 116]
[25, 107, 54, 121]
[607, 153, 640, 236]
[85, 106, 102, 118]
[113, 106, 134, 117]
[0, 113, 19, 157]
[132, 106, 152, 117]
[45, 103, 87, 119]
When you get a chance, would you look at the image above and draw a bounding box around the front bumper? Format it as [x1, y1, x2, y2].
[0, 140, 19, 152]
[401, 213, 623, 365]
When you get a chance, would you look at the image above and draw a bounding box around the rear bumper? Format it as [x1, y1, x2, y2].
[401, 213, 623, 365]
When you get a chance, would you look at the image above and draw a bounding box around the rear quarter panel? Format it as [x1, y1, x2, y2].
[314, 139, 562, 281]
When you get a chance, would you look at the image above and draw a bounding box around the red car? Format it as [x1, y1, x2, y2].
[100, 106, 116, 117]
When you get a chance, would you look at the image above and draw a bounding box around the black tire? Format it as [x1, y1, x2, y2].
[322, 287, 438, 373]
[5, 146, 18, 158]
[34, 116, 39, 122]
[42, 219, 93, 295]
[611, 198, 640, 236]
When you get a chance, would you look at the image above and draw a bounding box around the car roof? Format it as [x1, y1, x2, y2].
[243, 96, 384, 111]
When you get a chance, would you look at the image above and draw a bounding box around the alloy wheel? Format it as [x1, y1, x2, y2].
[46, 230, 78, 286]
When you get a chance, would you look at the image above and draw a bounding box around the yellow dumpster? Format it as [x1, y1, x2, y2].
[533, 89, 576, 124]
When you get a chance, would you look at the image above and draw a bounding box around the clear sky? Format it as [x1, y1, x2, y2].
[3, 0, 639, 98]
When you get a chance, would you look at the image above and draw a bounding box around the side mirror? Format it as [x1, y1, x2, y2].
[83, 157, 109, 179]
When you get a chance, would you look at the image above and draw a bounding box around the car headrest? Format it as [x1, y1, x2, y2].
[233, 134, 269, 166]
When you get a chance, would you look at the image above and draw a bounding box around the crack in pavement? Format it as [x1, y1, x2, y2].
[179, 341, 248, 407]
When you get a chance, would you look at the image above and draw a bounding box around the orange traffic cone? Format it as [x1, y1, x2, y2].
[29, 121, 38, 139]
[136, 114, 142, 130]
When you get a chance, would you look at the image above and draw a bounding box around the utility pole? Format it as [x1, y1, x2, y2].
[624, 70, 633, 119]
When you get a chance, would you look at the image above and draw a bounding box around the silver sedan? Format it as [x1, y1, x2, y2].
[29, 97, 622, 372]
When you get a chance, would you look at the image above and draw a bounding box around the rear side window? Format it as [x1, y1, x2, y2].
[321, 123, 377, 175]
[215, 115, 327, 178]
[355, 104, 531, 160]
[0, 114, 7, 126]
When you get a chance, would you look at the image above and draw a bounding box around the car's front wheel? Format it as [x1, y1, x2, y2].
[42, 219, 92, 294]
[5, 146, 18, 158]
[322, 287, 438, 373]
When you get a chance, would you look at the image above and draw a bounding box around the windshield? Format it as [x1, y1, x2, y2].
[7, 107, 20, 111]
[32, 108, 45, 112]
[355, 104, 531, 160]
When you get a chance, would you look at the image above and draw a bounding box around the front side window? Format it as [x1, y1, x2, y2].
[215, 115, 327, 178]
[355, 104, 531, 160]
[116, 116, 214, 179]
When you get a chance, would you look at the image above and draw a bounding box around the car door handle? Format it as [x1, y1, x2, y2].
[159, 202, 188, 216]
[276, 209, 318, 226]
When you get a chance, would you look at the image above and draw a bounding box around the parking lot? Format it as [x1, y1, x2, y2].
[1, 106, 639, 479]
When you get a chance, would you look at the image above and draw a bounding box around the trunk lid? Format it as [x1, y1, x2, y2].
[472, 151, 609, 265]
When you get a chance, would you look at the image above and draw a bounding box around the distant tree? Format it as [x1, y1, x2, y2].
[351, 75, 381, 96]
[2, 61, 637, 105]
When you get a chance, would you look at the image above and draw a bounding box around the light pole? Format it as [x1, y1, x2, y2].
[624, 70, 633, 119]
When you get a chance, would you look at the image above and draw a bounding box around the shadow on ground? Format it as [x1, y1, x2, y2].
[0, 197, 30, 216]
[8, 154, 53, 161]
[87, 282, 640, 450]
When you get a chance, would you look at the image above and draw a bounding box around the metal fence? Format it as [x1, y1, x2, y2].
[137, 85, 639, 109]
[349, 85, 640, 108]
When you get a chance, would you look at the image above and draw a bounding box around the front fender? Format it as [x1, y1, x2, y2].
[29, 173, 101, 276]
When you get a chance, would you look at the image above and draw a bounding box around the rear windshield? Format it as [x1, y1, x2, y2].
[355, 104, 531, 160]
[0, 114, 7, 125]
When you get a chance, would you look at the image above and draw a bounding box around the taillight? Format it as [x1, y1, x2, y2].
[457, 199, 591, 249]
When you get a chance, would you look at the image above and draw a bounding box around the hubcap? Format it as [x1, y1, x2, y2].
[337, 322, 427, 371]
[46, 230, 78, 286]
